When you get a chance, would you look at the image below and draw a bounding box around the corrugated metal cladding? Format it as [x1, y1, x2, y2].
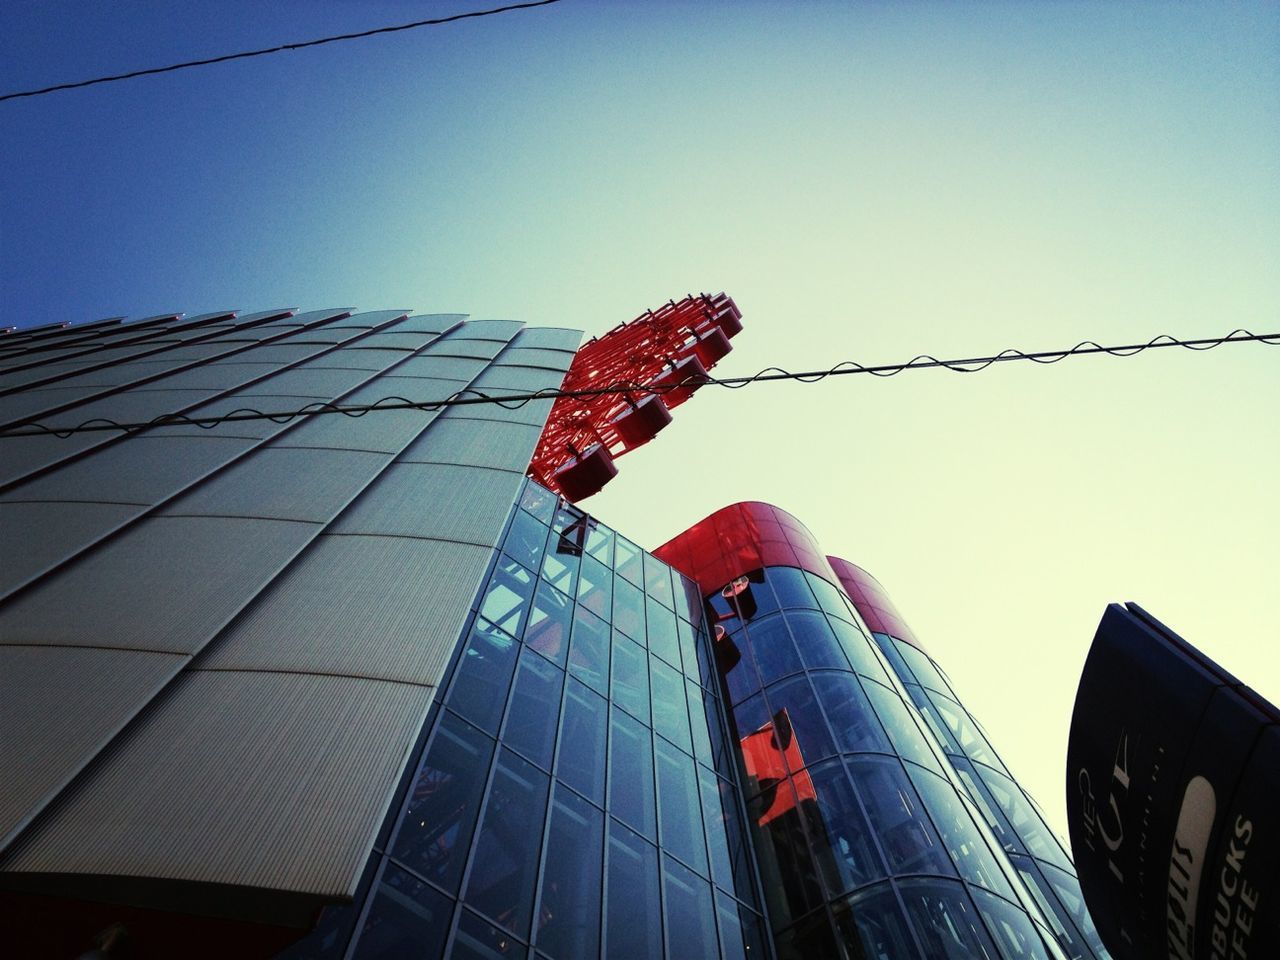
[0, 309, 583, 921]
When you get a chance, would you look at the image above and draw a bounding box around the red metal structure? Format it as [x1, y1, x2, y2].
[527, 292, 741, 502]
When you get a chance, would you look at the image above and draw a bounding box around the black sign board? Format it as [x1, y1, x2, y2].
[1066, 603, 1278, 960]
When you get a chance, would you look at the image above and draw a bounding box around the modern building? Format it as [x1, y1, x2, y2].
[1, 300, 1107, 959]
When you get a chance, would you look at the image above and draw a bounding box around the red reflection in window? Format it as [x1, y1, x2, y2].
[741, 708, 817, 826]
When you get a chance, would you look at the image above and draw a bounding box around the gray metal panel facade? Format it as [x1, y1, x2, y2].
[0, 307, 581, 921]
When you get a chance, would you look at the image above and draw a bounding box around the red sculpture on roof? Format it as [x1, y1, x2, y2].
[527, 292, 741, 501]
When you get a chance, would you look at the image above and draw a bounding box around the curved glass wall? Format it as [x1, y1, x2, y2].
[712, 564, 1071, 960]
[278, 479, 768, 959]
[871, 629, 1109, 959]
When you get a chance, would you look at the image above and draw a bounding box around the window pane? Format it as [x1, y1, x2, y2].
[611, 631, 650, 724]
[651, 655, 693, 754]
[898, 878, 998, 960]
[464, 748, 550, 938]
[541, 534, 580, 599]
[568, 604, 609, 695]
[663, 855, 718, 958]
[393, 712, 494, 893]
[972, 888, 1054, 959]
[503, 509, 549, 572]
[864, 680, 943, 772]
[1039, 862, 1109, 956]
[447, 620, 520, 736]
[518, 482, 555, 524]
[613, 575, 645, 642]
[351, 863, 451, 960]
[526, 581, 572, 667]
[930, 694, 1006, 772]
[721, 627, 762, 706]
[643, 552, 675, 609]
[647, 596, 682, 668]
[535, 786, 602, 959]
[871, 632, 914, 685]
[803, 758, 883, 895]
[848, 757, 954, 877]
[656, 737, 709, 876]
[615, 535, 644, 586]
[576, 555, 612, 620]
[584, 519, 613, 566]
[746, 776, 824, 929]
[952, 756, 1023, 856]
[804, 571, 854, 622]
[679, 616, 715, 687]
[765, 566, 817, 610]
[671, 573, 703, 625]
[905, 684, 962, 755]
[833, 884, 917, 960]
[503, 649, 564, 770]
[480, 556, 536, 638]
[452, 908, 528, 960]
[699, 765, 735, 892]
[610, 708, 656, 840]
[686, 678, 715, 766]
[773, 909, 838, 960]
[810, 671, 892, 755]
[556, 679, 607, 806]
[744, 613, 803, 686]
[783, 609, 849, 672]
[765, 674, 835, 771]
[896, 639, 956, 699]
[907, 766, 1016, 899]
[606, 820, 662, 960]
[975, 765, 1074, 873]
[828, 617, 892, 683]
[715, 889, 747, 960]
[1010, 857, 1085, 960]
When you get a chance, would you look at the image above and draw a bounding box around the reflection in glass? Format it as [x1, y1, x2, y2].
[663, 855, 719, 958]
[803, 571, 854, 623]
[606, 820, 663, 960]
[610, 708, 656, 839]
[464, 749, 550, 937]
[811, 671, 891, 756]
[765, 674, 836, 770]
[827, 617, 892, 683]
[765, 566, 817, 611]
[541, 532, 580, 599]
[783, 609, 849, 672]
[644, 551, 675, 609]
[615, 535, 644, 586]
[975, 765, 1074, 873]
[849, 757, 953, 878]
[746, 776, 823, 930]
[907, 767, 1016, 899]
[535, 786, 602, 959]
[895, 639, 956, 699]
[833, 884, 918, 960]
[447, 619, 518, 735]
[715, 889, 748, 960]
[452, 908, 528, 959]
[898, 878, 999, 959]
[651, 655, 692, 754]
[503, 509, 549, 572]
[613, 575, 646, 641]
[972, 887, 1054, 959]
[647, 596, 682, 668]
[584, 518, 613, 566]
[1039, 862, 1109, 956]
[351, 863, 451, 960]
[392, 712, 494, 892]
[556, 679, 607, 806]
[526, 581, 572, 666]
[656, 736, 708, 876]
[479, 556, 535, 638]
[1010, 857, 1085, 960]
[953, 757, 1022, 855]
[611, 632, 649, 723]
[744, 614, 803, 686]
[864, 680, 943, 772]
[687, 678, 715, 766]
[517, 481, 555, 524]
[568, 603, 609, 695]
[929, 693, 1006, 772]
[576, 554, 612, 620]
[803, 759, 883, 895]
[503, 649, 563, 770]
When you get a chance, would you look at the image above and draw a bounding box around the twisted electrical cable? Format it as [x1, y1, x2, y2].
[2, 328, 1275, 439]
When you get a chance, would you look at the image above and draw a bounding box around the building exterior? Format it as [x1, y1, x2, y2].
[1, 302, 1108, 959]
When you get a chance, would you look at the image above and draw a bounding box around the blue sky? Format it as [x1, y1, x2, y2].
[3, 0, 1278, 838]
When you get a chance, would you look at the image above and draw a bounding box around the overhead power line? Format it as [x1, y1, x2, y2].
[3, 328, 1275, 439]
[0, 0, 563, 103]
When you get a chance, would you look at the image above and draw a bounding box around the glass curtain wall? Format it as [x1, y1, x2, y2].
[869, 632, 1110, 959]
[279, 479, 769, 960]
[708, 565, 1072, 960]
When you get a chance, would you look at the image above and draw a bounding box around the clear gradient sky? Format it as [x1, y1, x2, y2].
[2, 0, 1278, 841]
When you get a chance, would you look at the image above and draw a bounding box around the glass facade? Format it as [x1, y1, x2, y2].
[280, 479, 768, 959]
[710, 565, 1072, 959]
